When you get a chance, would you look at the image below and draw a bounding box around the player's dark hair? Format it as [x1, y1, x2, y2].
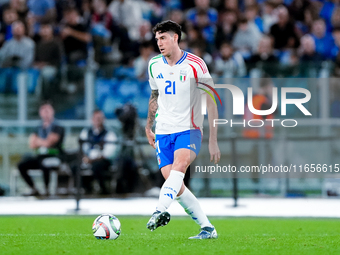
[152, 20, 182, 43]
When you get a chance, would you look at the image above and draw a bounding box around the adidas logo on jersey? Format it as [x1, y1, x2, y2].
[156, 73, 164, 79]
[188, 144, 196, 150]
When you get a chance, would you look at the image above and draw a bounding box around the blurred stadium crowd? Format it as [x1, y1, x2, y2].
[0, 0, 340, 86]
[0, 0, 340, 119]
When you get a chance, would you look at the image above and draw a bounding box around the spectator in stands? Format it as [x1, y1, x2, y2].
[310, 18, 334, 60]
[299, 34, 323, 63]
[186, 0, 218, 51]
[17, 102, 64, 196]
[295, 5, 319, 36]
[331, 28, 340, 76]
[108, 0, 143, 42]
[248, 35, 279, 75]
[261, 0, 277, 33]
[269, 5, 299, 50]
[80, 0, 92, 30]
[26, 0, 56, 37]
[319, 0, 338, 32]
[0, 20, 35, 69]
[331, 7, 340, 31]
[133, 41, 156, 81]
[232, 16, 262, 59]
[34, 23, 63, 99]
[245, 4, 264, 33]
[194, 9, 216, 52]
[215, 9, 238, 49]
[138, 20, 154, 44]
[75, 110, 117, 195]
[189, 42, 213, 70]
[0, 0, 28, 23]
[60, 7, 91, 65]
[288, 0, 311, 23]
[91, 0, 118, 64]
[0, 7, 19, 46]
[168, 9, 187, 34]
[219, 0, 239, 14]
[187, 25, 207, 52]
[187, 0, 218, 24]
[298, 34, 323, 75]
[214, 41, 246, 78]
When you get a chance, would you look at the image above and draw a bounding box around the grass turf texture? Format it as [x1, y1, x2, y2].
[0, 216, 339, 255]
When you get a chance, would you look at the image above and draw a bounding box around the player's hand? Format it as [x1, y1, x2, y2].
[145, 128, 156, 149]
[209, 139, 220, 164]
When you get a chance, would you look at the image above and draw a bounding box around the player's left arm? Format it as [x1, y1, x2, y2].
[207, 94, 220, 164]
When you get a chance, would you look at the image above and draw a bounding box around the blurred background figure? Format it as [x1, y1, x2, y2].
[232, 16, 262, 59]
[0, 20, 34, 69]
[91, 0, 117, 65]
[60, 7, 91, 93]
[0, 7, 19, 46]
[34, 22, 63, 100]
[60, 7, 91, 66]
[310, 18, 334, 60]
[26, 0, 56, 38]
[133, 40, 156, 81]
[0, 0, 28, 23]
[17, 102, 64, 196]
[247, 35, 279, 75]
[108, 0, 143, 64]
[186, 0, 218, 52]
[298, 34, 323, 63]
[215, 9, 238, 49]
[214, 41, 246, 78]
[261, 0, 277, 33]
[269, 5, 298, 50]
[75, 110, 117, 195]
[108, 0, 143, 42]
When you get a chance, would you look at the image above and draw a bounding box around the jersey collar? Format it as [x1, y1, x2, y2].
[162, 51, 188, 65]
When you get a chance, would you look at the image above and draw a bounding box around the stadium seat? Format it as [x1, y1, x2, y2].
[10, 167, 58, 196]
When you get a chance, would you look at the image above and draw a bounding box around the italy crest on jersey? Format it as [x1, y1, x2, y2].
[180, 70, 187, 82]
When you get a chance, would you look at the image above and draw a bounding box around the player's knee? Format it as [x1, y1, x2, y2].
[171, 161, 189, 173]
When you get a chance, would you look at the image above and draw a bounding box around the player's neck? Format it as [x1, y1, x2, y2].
[165, 47, 183, 66]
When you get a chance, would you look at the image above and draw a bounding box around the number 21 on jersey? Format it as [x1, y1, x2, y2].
[165, 80, 176, 94]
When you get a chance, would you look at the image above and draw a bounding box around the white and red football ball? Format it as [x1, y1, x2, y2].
[92, 214, 121, 240]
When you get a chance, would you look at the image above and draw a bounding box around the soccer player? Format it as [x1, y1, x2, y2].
[145, 20, 220, 239]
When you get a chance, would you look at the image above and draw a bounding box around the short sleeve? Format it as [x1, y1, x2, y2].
[195, 58, 214, 93]
[148, 60, 158, 90]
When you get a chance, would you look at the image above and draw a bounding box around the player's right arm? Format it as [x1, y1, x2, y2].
[145, 57, 160, 149]
[145, 89, 158, 149]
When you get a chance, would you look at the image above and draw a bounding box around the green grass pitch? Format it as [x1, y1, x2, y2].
[0, 216, 339, 255]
